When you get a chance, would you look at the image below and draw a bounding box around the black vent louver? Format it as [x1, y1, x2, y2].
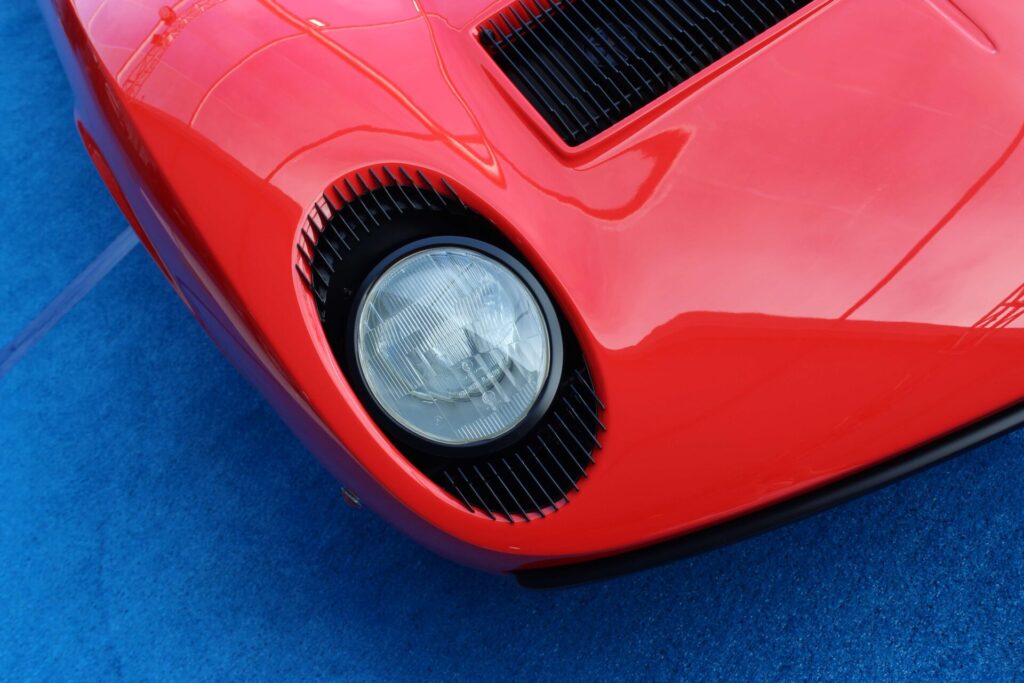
[480, 0, 815, 145]
[439, 367, 604, 523]
[297, 165, 605, 523]
[295, 166, 467, 315]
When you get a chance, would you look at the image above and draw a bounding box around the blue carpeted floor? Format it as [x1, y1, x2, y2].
[2, 2, 1023, 680]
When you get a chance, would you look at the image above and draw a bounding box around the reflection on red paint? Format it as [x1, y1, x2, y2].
[39, 0, 1024, 571]
[76, 119, 173, 283]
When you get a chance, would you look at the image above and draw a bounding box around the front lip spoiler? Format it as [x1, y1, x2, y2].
[516, 399, 1024, 589]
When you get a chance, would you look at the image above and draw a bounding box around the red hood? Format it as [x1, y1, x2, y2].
[51, 0, 1024, 566]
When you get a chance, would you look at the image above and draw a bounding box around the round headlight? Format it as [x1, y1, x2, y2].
[354, 243, 554, 448]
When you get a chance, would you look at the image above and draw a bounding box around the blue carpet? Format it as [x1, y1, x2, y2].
[2, 2, 1024, 681]
[0, 1, 123, 346]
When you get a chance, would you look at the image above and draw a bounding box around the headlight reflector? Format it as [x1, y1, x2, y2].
[354, 245, 552, 447]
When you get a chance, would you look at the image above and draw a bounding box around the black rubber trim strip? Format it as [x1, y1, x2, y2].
[516, 400, 1024, 589]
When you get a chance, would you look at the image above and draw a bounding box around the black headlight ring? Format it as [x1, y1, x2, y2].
[343, 236, 565, 459]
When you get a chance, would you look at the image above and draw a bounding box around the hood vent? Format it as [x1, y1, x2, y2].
[479, 0, 815, 146]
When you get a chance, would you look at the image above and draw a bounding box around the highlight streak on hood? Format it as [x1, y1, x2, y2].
[257, 0, 503, 184]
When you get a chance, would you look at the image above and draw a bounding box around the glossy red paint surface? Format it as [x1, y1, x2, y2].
[40, 0, 1024, 572]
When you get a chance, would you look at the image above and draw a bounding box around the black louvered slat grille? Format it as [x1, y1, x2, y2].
[296, 165, 606, 523]
[439, 367, 605, 523]
[295, 166, 467, 315]
[480, 0, 815, 145]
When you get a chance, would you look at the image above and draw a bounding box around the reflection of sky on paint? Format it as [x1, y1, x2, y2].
[80, 0, 1024, 345]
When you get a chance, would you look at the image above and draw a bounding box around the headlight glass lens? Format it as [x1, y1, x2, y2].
[355, 246, 551, 446]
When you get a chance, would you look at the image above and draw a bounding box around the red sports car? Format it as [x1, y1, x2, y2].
[41, 0, 1024, 586]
